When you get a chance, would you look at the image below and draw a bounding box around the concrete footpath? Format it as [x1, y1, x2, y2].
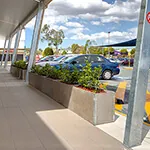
[97, 113, 150, 150]
[0, 67, 127, 150]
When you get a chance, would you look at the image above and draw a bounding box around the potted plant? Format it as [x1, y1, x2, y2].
[10, 60, 27, 80]
[29, 62, 115, 125]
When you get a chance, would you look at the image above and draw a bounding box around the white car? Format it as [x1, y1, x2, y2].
[36, 55, 77, 67]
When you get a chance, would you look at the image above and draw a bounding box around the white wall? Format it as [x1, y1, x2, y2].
[0, 29, 25, 49]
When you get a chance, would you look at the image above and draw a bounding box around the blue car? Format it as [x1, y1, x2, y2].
[51, 54, 120, 80]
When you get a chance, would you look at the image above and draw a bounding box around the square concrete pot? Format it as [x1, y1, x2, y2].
[29, 72, 115, 125]
[10, 65, 27, 80]
[69, 87, 115, 125]
[10, 65, 20, 77]
[18, 69, 27, 80]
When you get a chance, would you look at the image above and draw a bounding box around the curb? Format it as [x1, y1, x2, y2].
[123, 67, 133, 70]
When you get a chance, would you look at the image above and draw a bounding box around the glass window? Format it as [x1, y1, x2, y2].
[89, 56, 104, 63]
[74, 56, 88, 64]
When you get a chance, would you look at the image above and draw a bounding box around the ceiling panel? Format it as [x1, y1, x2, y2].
[0, 0, 52, 40]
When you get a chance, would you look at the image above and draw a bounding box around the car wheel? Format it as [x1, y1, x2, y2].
[102, 70, 112, 80]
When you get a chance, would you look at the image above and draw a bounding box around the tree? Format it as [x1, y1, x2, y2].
[84, 40, 96, 54]
[109, 47, 115, 55]
[41, 24, 65, 54]
[71, 44, 80, 54]
[130, 48, 136, 55]
[36, 49, 43, 55]
[89, 46, 102, 54]
[62, 50, 67, 55]
[43, 47, 54, 57]
[120, 48, 128, 55]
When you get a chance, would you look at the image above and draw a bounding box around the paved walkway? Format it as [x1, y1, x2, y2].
[0, 68, 127, 150]
[97, 113, 150, 150]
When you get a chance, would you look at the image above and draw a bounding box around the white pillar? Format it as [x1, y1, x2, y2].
[124, 0, 150, 148]
[26, 1, 45, 82]
[1, 38, 7, 66]
[4, 37, 12, 68]
[11, 28, 22, 65]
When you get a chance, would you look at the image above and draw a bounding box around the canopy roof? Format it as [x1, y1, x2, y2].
[99, 39, 136, 47]
[0, 0, 52, 40]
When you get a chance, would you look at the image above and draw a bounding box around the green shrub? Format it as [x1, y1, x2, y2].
[47, 66, 62, 79]
[13, 60, 27, 69]
[78, 61, 102, 92]
[43, 47, 54, 56]
[31, 64, 51, 76]
[31, 61, 104, 92]
[31, 64, 62, 79]
[60, 66, 80, 84]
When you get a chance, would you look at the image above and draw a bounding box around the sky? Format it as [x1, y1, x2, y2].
[25, 0, 141, 49]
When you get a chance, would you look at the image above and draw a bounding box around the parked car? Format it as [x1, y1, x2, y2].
[51, 54, 120, 80]
[109, 58, 124, 65]
[36, 55, 77, 67]
[122, 58, 134, 66]
[109, 58, 117, 63]
[36, 55, 56, 63]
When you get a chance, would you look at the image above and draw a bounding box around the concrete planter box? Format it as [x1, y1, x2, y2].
[29, 72, 115, 125]
[10, 65, 27, 80]
[10, 65, 19, 77]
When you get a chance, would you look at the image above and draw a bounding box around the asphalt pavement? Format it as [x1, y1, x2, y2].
[100, 66, 150, 124]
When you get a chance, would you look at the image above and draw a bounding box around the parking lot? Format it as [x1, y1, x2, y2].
[100, 66, 150, 124]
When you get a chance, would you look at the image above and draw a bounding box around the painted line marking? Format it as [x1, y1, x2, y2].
[115, 111, 150, 126]
[115, 104, 123, 111]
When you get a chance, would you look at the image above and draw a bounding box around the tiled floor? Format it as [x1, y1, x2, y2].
[97, 113, 150, 150]
[0, 68, 127, 150]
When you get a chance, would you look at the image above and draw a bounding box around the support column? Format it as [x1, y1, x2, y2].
[26, 1, 45, 82]
[4, 37, 12, 68]
[1, 38, 7, 66]
[11, 28, 22, 65]
[124, 0, 150, 148]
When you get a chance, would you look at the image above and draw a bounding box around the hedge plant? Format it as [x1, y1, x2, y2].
[31, 61, 104, 92]
[78, 61, 102, 92]
[13, 60, 27, 70]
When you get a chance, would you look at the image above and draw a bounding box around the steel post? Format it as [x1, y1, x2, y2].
[1, 38, 7, 66]
[124, 0, 150, 147]
[26, 1, 45, 82]
[4, 37, 12, 68]
[11, 28, 22, 65]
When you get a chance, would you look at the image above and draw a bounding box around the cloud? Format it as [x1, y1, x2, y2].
[26, 0, 141, 29]
[66, 22, 84, 28]
[91, 21, 102, 25]
[102, 0, 141, 23]
[58, 26, 68, 31]
[70, 27, 137, 45]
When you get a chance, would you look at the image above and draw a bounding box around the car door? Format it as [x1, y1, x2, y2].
[71, 55, 89, 70]
[89, 55, 104, 69]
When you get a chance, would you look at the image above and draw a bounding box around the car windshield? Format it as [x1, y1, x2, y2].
[53, 56, 64, 61]
[40, 56, 49, 61]
[64, 56, 76, 63]
[59, 56, 73, 63]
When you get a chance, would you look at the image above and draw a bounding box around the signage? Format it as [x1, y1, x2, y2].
[146, 12, 150, 23]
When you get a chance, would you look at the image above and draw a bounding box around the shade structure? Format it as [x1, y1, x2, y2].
[99, 39, 136, 47]
[0, 0, 52, 40]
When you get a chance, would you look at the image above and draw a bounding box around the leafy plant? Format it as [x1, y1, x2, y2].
[47, 66, 62, 79]
[43, 47, 54, 56]
[13, 60, 27, 69]
[61, 50, 67, 55]
[78, 61, 102, 92]
[60, 66, 80, 84]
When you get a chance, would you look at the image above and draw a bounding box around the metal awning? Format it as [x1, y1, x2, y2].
[98, 39, 136, 47]
[0, 0, 52, 40]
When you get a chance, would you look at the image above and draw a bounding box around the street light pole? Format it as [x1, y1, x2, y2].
[108, 32, 110, 58]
